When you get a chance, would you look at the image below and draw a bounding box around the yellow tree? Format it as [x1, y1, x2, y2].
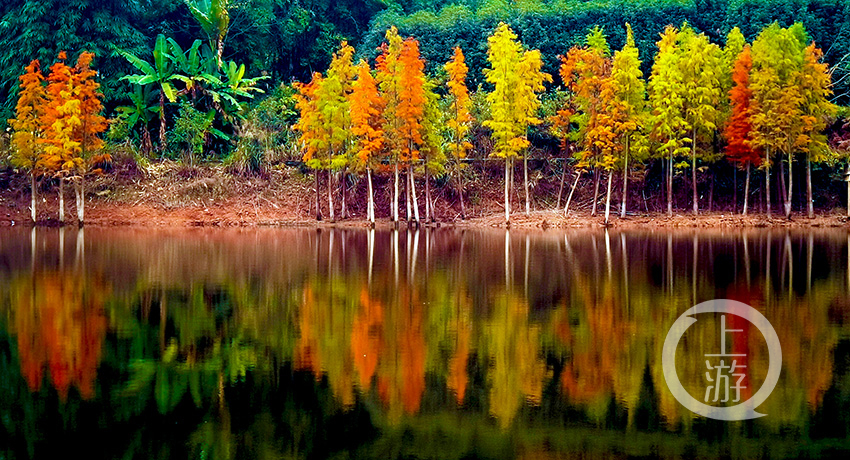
[293, 72, 325, 220]
[294, 41, 356, 222]
[679, 26, 722, 215]
[420, 78, 446, 222]
[9, 60, 48, 223]
[610, 24, 646, 218]
[798, 43, 837, 218]
[484, 22, 551, 225]
[750, 23, 806, 217]
[648, 26, 690, 217]
[444, 46, 473, 219]
[349, 60, 385, 225]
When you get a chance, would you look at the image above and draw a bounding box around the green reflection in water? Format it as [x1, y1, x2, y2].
[1, 227, 849, 459]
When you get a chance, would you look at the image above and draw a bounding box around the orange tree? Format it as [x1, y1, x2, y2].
[723, 45, 761, 215]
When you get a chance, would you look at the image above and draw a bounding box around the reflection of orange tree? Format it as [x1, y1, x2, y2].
[558, 273, 638, 422]
[377, 284, 426, 421]
[11, 272, 107, 400]
[351, 289, 383, 390]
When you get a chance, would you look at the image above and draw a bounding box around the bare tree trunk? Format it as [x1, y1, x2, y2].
[314, 169, 322, 220]
[159, 91, 166, 153]
[604, 170, 613, 225]
[340, 168, 347, 219]
[58, 177, 65, 224]
[76, 176, 85, 226]
[564, 170, 581, 216]
[743, 162, 751, 215]
[406, 165, 412, 221]
[847, 178, 849, 217]
[504, 158, 511, 225]
[367, 167, 375, 225]
[692, 127, 698, 214]
[456, 160, 466, 219]
[765, 148, 771, 216]
[785, 153, 793, 218]
[806, 157, 813, 218]
[425, 162, 432, 222]
[30, 173, 37, 223]
[328, 169, 335, 223]
[409, 163, 420, 224]
[556, 156, 567, 210]
[524, 153, 530, 215]
[779, 153, 787, 215]
[708, 168, 715, 212]
[591, 167, 601, 216]
[667, 150, 673, 217]
[733, 166, 737, 213]
[620, 138, 629, 218]
[393, 162, 400, 223]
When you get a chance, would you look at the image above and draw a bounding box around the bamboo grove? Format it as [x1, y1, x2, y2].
[294, 21, 841, 225]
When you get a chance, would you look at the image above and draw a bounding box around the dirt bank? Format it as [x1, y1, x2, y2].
[1, 162, 848, 230]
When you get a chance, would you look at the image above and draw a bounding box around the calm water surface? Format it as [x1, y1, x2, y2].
[1, 227, 849, 459]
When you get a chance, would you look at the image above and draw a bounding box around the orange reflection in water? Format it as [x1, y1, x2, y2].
[14, 272, 107, 400]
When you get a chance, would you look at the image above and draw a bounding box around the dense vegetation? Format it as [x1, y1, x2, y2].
[2, 0, 850, 225]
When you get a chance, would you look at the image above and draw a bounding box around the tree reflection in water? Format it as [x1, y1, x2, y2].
[0, 227, 849, 459]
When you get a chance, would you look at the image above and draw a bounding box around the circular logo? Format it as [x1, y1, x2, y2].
[661, 299, 782, 421]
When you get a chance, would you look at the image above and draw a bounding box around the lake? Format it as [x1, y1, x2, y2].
[1, 227, 849, 459]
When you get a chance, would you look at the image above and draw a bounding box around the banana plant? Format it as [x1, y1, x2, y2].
[211, 60, 269, 121]
[117, 34, 178, 152]
[115, 85, 157, 155]
[184, 0, 230, 68]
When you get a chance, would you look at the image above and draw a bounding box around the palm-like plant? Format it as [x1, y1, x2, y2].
[115, 84, 157, 155]
[117, 34, 178, 152]
[184, 0, 230, 68]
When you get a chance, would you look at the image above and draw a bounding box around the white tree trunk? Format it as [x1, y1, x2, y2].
[409, 164, 421, 224]
[524, 153, 530, 215]
[620, 137, 629, 218]
[31, 174, 37, 223]
[367, 167, 375, 225]
[743, 162, 750, 216]
[564, 171, 581, 216]
[59, 177, 65, 224]
[504, 158, 511, 225]
[393, 162, 399, 222]
[604, 170, 613, 225]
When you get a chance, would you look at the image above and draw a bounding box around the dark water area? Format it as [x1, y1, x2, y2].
[1, 227, 849, 459]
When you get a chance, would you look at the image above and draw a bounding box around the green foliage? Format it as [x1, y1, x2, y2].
[170, 101, 227, 165]
[225, 84, 300, 174]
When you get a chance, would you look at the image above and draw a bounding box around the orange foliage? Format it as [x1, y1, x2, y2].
[351, 290, 384, 388]
[349, 62, 385, 166]
[14, 272, 107, 400]
[724, 46, 761, 166]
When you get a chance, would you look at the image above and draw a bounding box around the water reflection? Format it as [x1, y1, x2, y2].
[1, 227, 849, 458]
